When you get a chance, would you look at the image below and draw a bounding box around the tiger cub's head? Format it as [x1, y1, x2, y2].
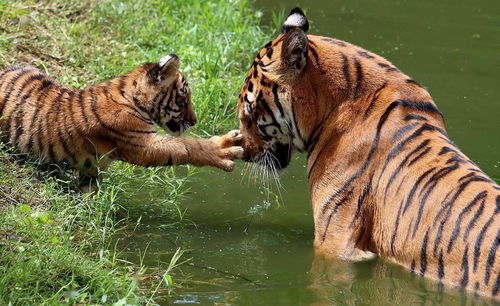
[237, 8, 311, 170]
[128, 54, 196, 136]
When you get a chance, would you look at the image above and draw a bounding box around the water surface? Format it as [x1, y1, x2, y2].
[122, 0, 500, 304]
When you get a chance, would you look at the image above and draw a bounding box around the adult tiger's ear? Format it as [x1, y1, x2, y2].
[281, 7, 309, 33]
[148, 53, 180, 83]
[280, 8, 309, 74]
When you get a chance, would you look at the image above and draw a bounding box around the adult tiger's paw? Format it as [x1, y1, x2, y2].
[209, 130, 244, 172]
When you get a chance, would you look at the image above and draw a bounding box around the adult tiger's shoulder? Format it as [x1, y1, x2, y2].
[237, 7, 500, 299]
[0, 54, 242, 181]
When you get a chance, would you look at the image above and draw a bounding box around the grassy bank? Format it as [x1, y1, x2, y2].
[0, 0, 268, 304]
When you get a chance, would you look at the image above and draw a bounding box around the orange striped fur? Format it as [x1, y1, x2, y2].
[237, 8, 500, 299]
[0, 54, 243, 179]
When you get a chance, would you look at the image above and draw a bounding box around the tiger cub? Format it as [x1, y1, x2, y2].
[0, 54, 243, 179]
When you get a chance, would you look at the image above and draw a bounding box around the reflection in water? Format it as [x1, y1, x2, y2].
[309, 255, 496, 305]
[121, 0, 500, 304]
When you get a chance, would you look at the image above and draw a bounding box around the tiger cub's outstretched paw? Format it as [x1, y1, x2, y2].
[208, 130, 244, 172]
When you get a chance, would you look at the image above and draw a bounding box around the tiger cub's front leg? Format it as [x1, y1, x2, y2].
[117, 130, 243, 171]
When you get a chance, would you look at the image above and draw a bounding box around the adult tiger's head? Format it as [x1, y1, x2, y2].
[238, 8, 312, 169]
[125, 54, 196, 136]
[238, 7, 422, 171]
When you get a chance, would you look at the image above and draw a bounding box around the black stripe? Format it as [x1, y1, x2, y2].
[485, 229, 500, 285]
[130, 113, 153, 125]
[447, 191, 487, 253]
[383, 139, 430, 198]
[433, 176, 488, 227]
[258, 93, 283, 133]
[404, 114, 427, 121]
[12, 74, 46, 146]
[7, 74, 42, 143]
[461, 245, 470, 288]
[410, 260, 416, 273]
[321, 38, 347, 47]
[379, 124, 446, 183]
[411, 101, 444, 119]
[306, 124, 323, 155]
[88, 87, 146, 148]
[438, 250, 445, 279]
[322, 100, 443, 220]
[363, 82, 387, 118]
[89, 87, 130, 138]
[266, 47, 273, 59]
[473, 215, 495, 272]
[390, 199, 404, 255]
[493, 273, 500, 296]
[0, 69, 33, 114]
[28, 80, 53, 154]
[413, 165, 461, 237]
[0, 66, 22, 81]
[321, 191, 354, 242]
[272, 83, 285, 118]
[406, 79, 425, 88]
[350, 179, 372, 227]
[57, 91, 78, 164]
[420, 229, 429, 276]
[341, 54, 351, 98]
[458, 172, 476, 181]
[438, 146, 458, 155]
[353, 58, 363, 99]
[404, 218, 414, 246]
[413, 180, 443, 238]
[46, 89, 67, 162]
[78, 89, 89, 127]
[407, 146, 432, 166]
[13, 83, 41, 148]
[357, 51, 375, 59]
[390, 122, 419, 142]
[248, 81, 254, 92]
[308, 46, 327, 75]
[433, 176, 488, 255]
[463, 199, 485, 243]
[402, 167, 436, 214]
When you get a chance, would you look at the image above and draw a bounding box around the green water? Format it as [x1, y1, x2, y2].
[122, 1, 500, 304]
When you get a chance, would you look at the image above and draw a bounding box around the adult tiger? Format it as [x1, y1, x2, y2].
[0, 54, 242, 181]
[237, 8, 500, 298]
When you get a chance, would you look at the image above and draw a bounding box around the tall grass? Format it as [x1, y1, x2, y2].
[0, 0, 269, 304]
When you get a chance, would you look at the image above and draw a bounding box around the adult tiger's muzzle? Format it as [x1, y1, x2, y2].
[241, 135, 292, 170]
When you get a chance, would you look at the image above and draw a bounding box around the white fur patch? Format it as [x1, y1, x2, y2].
[159, 55, 173, 67]
[247, 92, 255, 102]
[284, 13, 306, 27]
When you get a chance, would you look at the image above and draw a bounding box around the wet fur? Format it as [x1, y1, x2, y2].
[238, 8, 500, 299]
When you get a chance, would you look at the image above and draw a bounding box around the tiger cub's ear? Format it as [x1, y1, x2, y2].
[148, 53, 180, 83]
[280, 8, 309, 75]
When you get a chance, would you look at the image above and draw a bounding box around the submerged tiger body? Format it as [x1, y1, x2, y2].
[238, 8, 500, 298]
[0, 54, 242, 178]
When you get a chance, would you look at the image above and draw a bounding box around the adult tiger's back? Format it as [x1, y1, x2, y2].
[0, 55, 243, 178]
[237, 8, 500, 299]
